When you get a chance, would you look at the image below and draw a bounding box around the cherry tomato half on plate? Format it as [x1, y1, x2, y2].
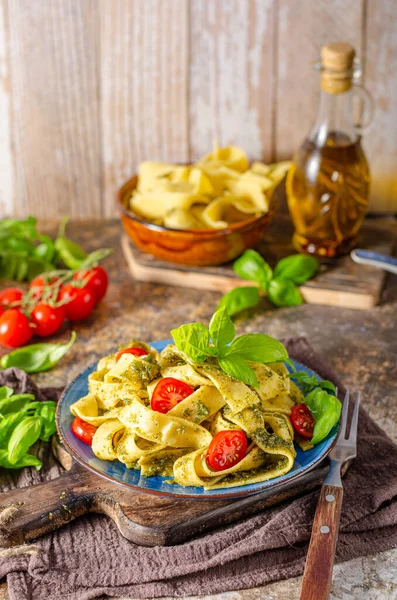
[31, 303, 66, 337]
[59, 284, 96, 322]
[71, 416, 97, 445]
[291, 404, 315, 439]
[73, 266, 109, 303]
[151, 377, 194, 414]
[0, 308, 33, 348]
[206, 430, 248, 472]
[116, 347, 149, 362]
[0, 287, 23, 309]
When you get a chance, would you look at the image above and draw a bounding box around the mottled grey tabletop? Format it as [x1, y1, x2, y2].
[1, 218, 396, 600]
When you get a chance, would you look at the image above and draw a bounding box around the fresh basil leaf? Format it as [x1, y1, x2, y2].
[319, 380, 337, 394]
[34, 235, 55, 262]
[1, 347, 50, 373]
[0, 449, 42, 470]
[55, 218, 87, 269]
[290, 371, 336, 395]
[6, 237, 34, 254]
[0, 331, 76, 373]
[233, 250, 273, 292]
[0, 413, 27, 448]
[55, 238, 87, 269]
[171, 323, 210, 362]
[273, 254, 319, 284]
[209, 307, 235, 351]
[218, 356, 259, 387]
[0, 216, 38, 240]
[45, 331, 76, 367]
[217, 286, 260, 316]
[0, 386, 14, 400]
[0, 394, 35, 415]
[38, 403, 57, 441]
[224, 333, 288, 363]
[304, 389, 342, 445]
[267, 278, 303, 307]
[7, 415, 43, 464]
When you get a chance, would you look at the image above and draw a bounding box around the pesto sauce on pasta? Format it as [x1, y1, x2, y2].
[70, 342, 305, 489]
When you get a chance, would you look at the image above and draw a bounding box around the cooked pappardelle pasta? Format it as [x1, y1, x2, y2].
[129, 144, 291, 230]
[70, 340, 312, 490]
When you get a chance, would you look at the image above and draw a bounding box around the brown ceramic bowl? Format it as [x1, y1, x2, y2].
[117, 175, 278, 266]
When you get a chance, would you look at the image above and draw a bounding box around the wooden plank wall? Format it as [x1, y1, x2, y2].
[0, 0, 396, 218]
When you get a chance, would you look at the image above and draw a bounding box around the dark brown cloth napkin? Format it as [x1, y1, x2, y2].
[1, 338, 397, 600]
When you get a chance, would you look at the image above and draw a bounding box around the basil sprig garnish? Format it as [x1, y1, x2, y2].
[218, 250, 319, 315]
[171, 307, 288, 387]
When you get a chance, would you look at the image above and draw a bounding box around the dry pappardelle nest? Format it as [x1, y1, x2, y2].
[129, 145, 291, 229]
[69, 340, 313, 490]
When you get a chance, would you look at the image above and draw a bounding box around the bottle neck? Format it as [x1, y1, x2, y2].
[308, 88, 359, 147]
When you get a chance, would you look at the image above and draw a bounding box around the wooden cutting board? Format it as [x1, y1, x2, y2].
[0, 438, 336, 548]
[122, 216, 396, 309]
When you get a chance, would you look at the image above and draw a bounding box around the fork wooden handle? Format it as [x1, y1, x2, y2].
[299, 485, 343, 600]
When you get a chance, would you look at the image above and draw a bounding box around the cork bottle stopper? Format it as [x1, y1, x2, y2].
[321, 43, 355, 71]
[321, 43, 355, 94]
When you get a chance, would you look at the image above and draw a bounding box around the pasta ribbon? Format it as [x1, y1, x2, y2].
[168, 386, 225, 423]
[119, 400, 213, 449]
[70, 393, 123, 427]
[194, 362, 260, 415]
[251, 363, 290, 403]
[116, 431, 165, 466]
[173, 445, 266, 488]
[92, 419, 125, 460]
[160, 363, 211, 388]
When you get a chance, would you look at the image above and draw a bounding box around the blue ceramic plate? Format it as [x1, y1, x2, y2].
[57, 339, 339, 499]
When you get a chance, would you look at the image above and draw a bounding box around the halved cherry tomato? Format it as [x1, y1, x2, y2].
[71, 416, 97, 445]
[151, 377, 194, 414]
[73, 266, 108, 303]
[59, 284, 96, 321]
[116, 347, 149, 362]
[291, 404, 315, 439]
[31, 302, 66, 337]
[0, 308, 33, 348]
[29, 275, 60, 298]
[0, 287, 23, 309]
[206, 430, 247, 472]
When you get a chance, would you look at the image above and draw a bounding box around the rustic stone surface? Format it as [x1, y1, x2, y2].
[1, 218, 396, 599]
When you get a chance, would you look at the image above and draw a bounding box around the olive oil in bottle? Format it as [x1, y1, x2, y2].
[287, 43, 372, 257]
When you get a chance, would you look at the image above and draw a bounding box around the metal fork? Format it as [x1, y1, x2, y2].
[299, 390, 360, 600]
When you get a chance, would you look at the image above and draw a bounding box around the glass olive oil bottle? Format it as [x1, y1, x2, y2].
[286, 43, 373, 257]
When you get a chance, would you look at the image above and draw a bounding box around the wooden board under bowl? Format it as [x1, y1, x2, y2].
[121, 216, 396, 310]
[0, 438, 339, 548]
